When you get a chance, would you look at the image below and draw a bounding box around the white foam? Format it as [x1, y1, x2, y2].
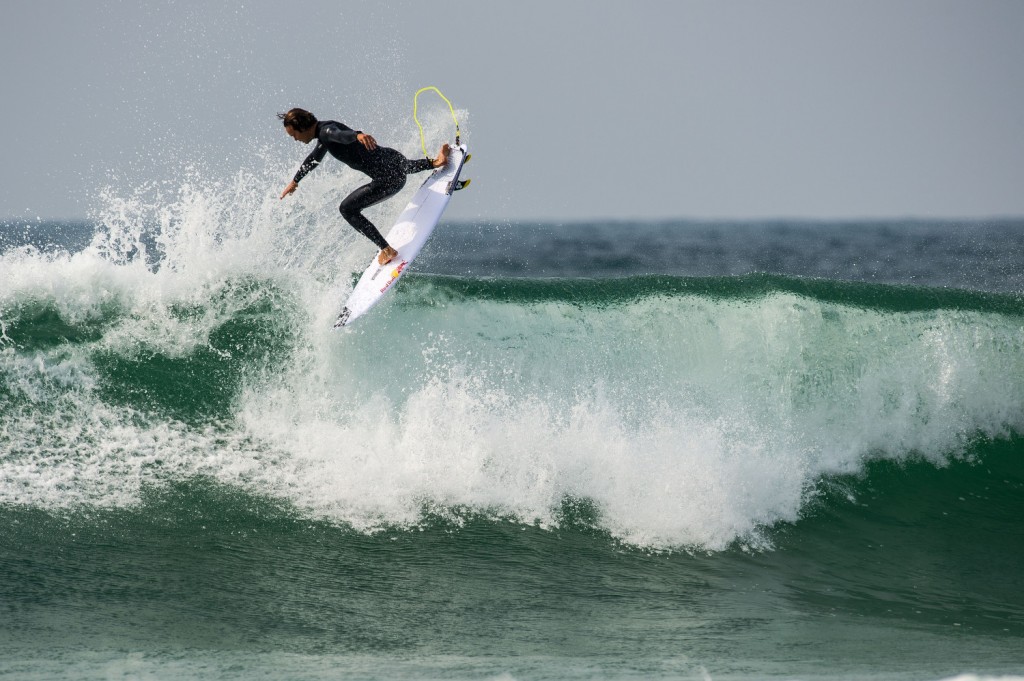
[231, 290, 1024, 549]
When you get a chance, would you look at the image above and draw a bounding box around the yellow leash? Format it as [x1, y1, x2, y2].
[413, 86, 461, 158]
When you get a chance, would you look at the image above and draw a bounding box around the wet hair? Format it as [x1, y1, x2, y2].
[278, 108, 317, 131]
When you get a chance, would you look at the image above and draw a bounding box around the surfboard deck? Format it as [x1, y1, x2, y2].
[333, 144, 469, 328]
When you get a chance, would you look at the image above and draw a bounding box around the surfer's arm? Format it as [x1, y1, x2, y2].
[322, 121, 377, 151]
[292, 142, 328, 184]
[281, 142, 327, 198]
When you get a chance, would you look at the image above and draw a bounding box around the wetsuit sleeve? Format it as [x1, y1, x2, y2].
[320, 121, 361, 146]
[293, 142, 328, 183]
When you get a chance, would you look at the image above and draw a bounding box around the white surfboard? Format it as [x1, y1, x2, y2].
[333, 144, 469, 328]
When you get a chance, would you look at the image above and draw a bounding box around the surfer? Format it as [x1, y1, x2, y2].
[278, 108, 450, 265]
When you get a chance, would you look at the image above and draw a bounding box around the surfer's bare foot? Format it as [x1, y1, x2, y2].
[432, 143, 451, 168]
[378, 246, 398, 265]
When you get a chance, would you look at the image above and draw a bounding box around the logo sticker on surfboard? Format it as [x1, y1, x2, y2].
[379, 261, 408, 293]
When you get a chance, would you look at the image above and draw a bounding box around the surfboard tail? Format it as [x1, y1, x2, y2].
[333, 307, 352, 329]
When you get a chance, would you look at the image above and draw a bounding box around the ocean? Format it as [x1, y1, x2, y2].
[2, 181, 1023, 679]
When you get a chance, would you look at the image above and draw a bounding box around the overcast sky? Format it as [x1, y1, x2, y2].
[2, 0, 1022, 222]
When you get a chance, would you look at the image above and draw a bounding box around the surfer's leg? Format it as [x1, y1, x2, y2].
[402, 144, 451, 174]
[339, 184, 391, 250]
[403, 157, 434, 174]
[339, 175, 407, 263]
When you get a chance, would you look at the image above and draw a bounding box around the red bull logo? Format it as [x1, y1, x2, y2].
[379, 260, 408, 293]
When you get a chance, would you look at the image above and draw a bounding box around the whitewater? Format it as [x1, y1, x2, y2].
[5, 200, 1023, 551]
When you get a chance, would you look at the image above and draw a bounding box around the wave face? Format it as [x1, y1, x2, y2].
[4, 222, 1023, 552]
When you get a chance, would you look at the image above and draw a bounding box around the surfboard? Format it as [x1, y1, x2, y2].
[333, 144, 470, 328]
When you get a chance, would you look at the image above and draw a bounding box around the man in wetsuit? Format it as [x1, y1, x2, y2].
[278, 108, 450, 265]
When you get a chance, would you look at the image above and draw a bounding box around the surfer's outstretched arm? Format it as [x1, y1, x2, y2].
[280, 142, 328, 199]
[293, 143, 328, 183]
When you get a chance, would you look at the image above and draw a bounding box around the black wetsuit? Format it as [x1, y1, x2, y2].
[292, 120, 434, 250]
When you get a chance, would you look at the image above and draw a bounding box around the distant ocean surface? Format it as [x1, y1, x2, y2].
[2, 210, 1023, 680]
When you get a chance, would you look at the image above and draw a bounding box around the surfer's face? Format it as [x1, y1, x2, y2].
[285, 125, 315, 144]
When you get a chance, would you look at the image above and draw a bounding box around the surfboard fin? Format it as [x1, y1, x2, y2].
[464, 153, 472, 164]
[454, 179, 471, 191]
[333, 308, 351, 328]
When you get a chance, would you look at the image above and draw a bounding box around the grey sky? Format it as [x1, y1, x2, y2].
[2, 0, 1022, 222]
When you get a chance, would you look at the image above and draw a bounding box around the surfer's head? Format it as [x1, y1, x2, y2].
[278, 108, 318, 143]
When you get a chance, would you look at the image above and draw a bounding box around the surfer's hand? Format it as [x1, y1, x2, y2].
[280, 181, 298, 199]
[357, 133, 377, 151]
